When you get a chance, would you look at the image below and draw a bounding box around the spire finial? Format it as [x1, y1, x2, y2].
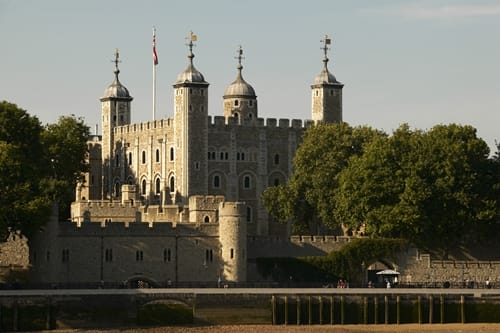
[185, 31, 198, 64]
[235, 45, 244, 77]
[113, 48, 121, 77]
[320, 35, 332, 69]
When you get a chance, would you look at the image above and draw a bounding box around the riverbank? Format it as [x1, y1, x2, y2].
[32, 323, 500, 333]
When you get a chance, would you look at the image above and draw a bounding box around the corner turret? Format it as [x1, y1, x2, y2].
[223, 46, 257, 125]
[100, 49, 133, 199]
[311, 35, 343, 124]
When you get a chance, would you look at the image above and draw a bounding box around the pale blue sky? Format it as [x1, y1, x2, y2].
[1, 0, 499, 152]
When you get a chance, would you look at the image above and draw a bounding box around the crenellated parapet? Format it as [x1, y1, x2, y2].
[57, 219, 220, 237]
[113, 118, 174, 135]
[189, 195, 225, 223]
[208, 116, 312, 130]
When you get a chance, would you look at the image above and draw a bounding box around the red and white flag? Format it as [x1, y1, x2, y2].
[153, 29, 158, 65]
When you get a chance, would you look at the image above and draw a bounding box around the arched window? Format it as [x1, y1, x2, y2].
[234, 100, 239, 106]
[213, 175, 220, 188]
[115, 154, 119, 167]
[114, 182, 120, 197]
[204, 216, 210, 223]
[246, 206, 252, 223]
[142, 151, 146, 164]
[128, 152, 132, 165]
[274, 178, 280, 186]
[170, 147, 174, 161]
[155, 149, 160, 163]
[169, 176, 175, 193]
[243, 175, 251, 189]
[155, 178, 161, 194]
[274, 154, 280, 165]
[141, 179, 147, 195]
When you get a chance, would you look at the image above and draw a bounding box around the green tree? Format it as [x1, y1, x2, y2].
[262, 123, 385, 233]
[0, 102, 89, 237]
[0, 102, 51, 238]
[41, 115, 90, 219]
[336, 124, 498, 253]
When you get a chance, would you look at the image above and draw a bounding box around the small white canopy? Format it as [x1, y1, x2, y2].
[376, 269, 400, 275]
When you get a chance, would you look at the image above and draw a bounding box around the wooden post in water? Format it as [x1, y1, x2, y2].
[191, 294, 197, 325]
[460, 295, 465, 324]
[319, 296, 323, 325]
[396, 295, 400, 324]
[374, 297, 378, 324]
[363, 296, 368, 324]
[271, 296, 276, 325]
[340, 296, 345, 325]
[440, 295, 444, 324]
[429, 295, 434, 324]
[297, 296, 301, 325]
[417, 295, 422, 324]
[13, 300, 18, 332]
[330, 296, 334, 325]
[384, 295, 389, 324]
[45, 297, 52, 330]
[284, 296, 288, 325]
[308, 296, 312, 325]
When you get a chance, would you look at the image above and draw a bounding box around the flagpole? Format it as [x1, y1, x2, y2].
[152, 27, 157, 121]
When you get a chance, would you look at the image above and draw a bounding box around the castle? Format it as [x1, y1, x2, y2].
[27, 34, 343, 287]
[18, 33, 500, 288]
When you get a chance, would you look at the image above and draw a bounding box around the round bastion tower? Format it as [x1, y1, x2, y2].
[311, 35, 343, 124]
[218, 201, 247, 283]
[223, 46, 257, 125]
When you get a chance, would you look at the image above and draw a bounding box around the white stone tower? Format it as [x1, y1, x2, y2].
[100, 49, 133, 199]
[311, 35, 343, 124]
[223, 46, 257, 125]
[218, 201, 247, 282]
[173, 32, 209, 204]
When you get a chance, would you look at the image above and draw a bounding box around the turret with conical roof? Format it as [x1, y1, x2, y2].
[173, 32, 209, 204]
[223, 46, 257, 125]
[100, 49, 133, 199]
[311, 35, 343, 124]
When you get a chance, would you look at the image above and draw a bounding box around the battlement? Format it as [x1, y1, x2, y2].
[208, 115, 313, 130]
[58, 219, 220, 237]
[114, 118, 174, 135]
[218, 201, 247, 217]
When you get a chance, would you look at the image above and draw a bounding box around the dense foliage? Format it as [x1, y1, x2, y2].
[262, 123, 386, 234]
[0, 101, 89, 238]
[262, 123, 500, 251]
[257, 238, 406, 284]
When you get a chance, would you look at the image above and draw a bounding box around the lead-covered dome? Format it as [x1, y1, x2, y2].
[223, 47, 256, 97]
[101, 50, 132, 100]
[174, 34, 208, 85]
[312, 67, 339, 85]
[102, 74, 132, 99]
[224, 71, 256, 97]
[175, 62, 206, 84]
[312, 35, 342, 87]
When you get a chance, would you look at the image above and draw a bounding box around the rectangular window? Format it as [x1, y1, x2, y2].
[136, 250, 143, 261]
[105, 248, 113, 262]
[62, 249, 70, 263]
[164, 248, 171, 263]
[205, 249, 213, 263]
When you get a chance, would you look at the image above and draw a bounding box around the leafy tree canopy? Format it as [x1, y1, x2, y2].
[262, 123, 385, 233]
[263, 122, 500, 252]
[0, 101, 89, 238]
